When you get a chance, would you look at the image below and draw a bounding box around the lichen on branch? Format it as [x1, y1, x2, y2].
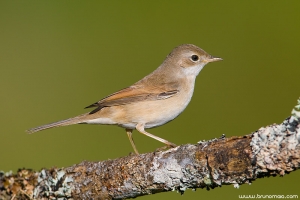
[1, 98, 299, 200]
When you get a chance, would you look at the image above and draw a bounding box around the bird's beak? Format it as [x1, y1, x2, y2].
[205, 56, 223, 63]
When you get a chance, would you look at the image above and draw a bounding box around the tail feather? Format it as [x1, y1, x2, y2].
[26, 114, 88, 134]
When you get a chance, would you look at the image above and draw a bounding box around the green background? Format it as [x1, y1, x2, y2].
[1, 1, 299, 199]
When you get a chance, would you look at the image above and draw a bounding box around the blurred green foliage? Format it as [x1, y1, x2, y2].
[0, 1, 299, 199]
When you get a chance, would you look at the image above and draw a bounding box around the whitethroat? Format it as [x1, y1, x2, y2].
[27, 44, 222, 154]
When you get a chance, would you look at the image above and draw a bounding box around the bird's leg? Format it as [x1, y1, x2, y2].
[126, 129, 139, 155]
[136, 123, 177, 148]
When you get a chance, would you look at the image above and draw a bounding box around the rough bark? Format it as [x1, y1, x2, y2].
[1, 98, 300, 200]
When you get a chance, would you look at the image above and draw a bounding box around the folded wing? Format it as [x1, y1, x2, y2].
[85, 85, 179, 114]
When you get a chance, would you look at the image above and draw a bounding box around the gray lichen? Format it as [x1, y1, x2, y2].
[33, 168, 74, 199]
[250, 98, 300, 176]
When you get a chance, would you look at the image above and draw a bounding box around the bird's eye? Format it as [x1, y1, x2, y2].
[191, 55, 199, 62]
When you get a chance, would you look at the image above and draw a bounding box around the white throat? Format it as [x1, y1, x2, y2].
[183, 63, 206, 77]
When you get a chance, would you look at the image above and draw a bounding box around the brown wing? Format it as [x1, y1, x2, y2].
[85, 86, 179, 114]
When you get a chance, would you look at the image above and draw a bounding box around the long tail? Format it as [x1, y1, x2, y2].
[26, 113, 88, 134]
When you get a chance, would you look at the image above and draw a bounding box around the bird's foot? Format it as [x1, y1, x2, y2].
[155, 143, 177, 152]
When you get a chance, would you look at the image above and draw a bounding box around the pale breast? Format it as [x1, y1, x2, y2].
[119, 77, 196, 129]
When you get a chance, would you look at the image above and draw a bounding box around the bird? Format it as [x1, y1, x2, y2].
[27, 44, 222, 154]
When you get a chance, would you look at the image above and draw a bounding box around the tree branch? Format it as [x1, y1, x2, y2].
[1, 98, 300, 200]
